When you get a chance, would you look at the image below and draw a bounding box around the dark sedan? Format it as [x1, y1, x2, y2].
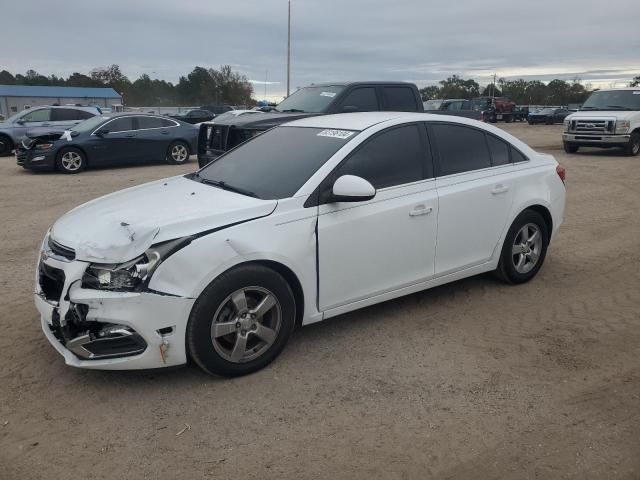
[16, 113, 198, 174]
[528, 108, 570, 125]
[170, 109, 215, 124]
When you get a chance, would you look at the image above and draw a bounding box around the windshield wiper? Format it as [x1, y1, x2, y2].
[194, 174, 259, 198]
[605, 105, 632, 110]
[281, 108, 305, 113]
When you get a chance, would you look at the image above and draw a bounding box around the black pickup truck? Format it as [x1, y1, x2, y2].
[197, 81, 424, 166]
[422, 99, 485, 121]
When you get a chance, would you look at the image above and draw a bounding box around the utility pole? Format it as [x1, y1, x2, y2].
[287, 0, 291, 97]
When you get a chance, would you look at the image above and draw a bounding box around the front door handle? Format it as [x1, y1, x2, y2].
[125, 134, 136, 138]
[491, 184, 509, 195]
[160, 130, 170, 135]
[409, 205, 433, 216]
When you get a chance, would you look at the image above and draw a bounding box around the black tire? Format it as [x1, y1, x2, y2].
[563, 142, 579, 154]
[623, 131, 640, 157]
[0, 134, 13, 156]
[528, 120, 534, 125]
[187, 264, 296, 377]
[495, 210, 549, 284]
[166, 141, 190, 164]
[55, 147, 86, 174]
[504, 114, 513, 123]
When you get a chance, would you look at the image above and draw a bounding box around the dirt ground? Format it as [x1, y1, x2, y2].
[0, 123, 639, 480]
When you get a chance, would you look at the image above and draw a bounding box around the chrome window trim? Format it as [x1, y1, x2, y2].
[91, 115, 180, 135]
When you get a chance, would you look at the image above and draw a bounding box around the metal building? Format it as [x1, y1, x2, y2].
[0, 85, 122, 118]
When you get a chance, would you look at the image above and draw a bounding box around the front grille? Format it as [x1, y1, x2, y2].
[570, 119, 614, 134]
[15, 147, 28, 165]
[206, 124, 230, 151]
[39, 262, 66, 302]
[48, 238, 75, 261]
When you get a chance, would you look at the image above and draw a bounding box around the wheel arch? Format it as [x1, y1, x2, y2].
[195, 259, 306, 328]
[524, 204, 553, 235]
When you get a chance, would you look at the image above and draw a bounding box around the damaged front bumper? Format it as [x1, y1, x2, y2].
[35, 244, 194, 370]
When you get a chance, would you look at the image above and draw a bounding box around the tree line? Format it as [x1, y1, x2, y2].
[420, 74, 640, 105]
[0, 65, 255, 107]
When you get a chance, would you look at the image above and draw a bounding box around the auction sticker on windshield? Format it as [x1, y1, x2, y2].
[317, 129, 355, 139]
[320, 92, 337, 97]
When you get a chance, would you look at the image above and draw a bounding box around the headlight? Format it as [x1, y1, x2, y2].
[563, 118, 570, 131]
[615, 120, 630, 134]
[82, 237, 190, 291]
[35, 143, 54, 150]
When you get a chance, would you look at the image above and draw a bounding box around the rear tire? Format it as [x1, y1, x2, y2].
[495, 210, 549, 284]
[0, 134, 13, 156]
[187, 264, 296, 377]
[563, 142, 579, 154]
[56, 147, 86, 174]
[623, 132, 640, 156]
[166, 141, 190, 164]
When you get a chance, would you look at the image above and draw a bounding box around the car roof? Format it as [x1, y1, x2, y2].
[28, 105, 99, 112]
[593, 87, 639, 92]
[284, 112, 480, 131]
[304, 81, 417, 88]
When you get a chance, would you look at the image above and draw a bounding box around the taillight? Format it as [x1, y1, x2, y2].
[556, 164, 566, 184]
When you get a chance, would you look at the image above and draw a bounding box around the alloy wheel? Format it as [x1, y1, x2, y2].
[171, 144, 188, 162]
[210, 287, 282, 363]
[511, 223, 543, 274]
[61, 151, 83, 171]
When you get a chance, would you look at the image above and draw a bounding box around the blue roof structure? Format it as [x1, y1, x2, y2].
[0, 85, 121, 98]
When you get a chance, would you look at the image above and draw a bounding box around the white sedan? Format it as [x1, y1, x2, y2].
[35, 112, 566, 377]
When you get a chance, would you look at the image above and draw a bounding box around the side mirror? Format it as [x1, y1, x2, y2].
[330, 175, 375, 203]
[16, 119, 25, 125]
[95, 129, 109, 137]
[341, 105, 359, 113]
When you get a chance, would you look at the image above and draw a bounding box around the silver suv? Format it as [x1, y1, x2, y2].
[0, 105, 101, 156]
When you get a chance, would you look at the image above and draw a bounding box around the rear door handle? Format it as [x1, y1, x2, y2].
[491, 184, 509, 195]
[409, 205, 433, 216]
[161, 130, 170, 135]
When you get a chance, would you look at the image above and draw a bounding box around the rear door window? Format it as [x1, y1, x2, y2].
[431, 124, 491, 175]
[51, 108, 83, 121]
[382, 87, 418, 111]
[338, 87, 379, 112]
[136, 116, 165, 129]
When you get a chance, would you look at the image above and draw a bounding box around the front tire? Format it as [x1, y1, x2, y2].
[187, 264, 296, 377]
[495, 210, 549, 284]
[563, 142, 579, 154]
[623, 132, 640, 156]
[56, 147, 86, 174]
[0, 134, 13, 156]
[166, 141, 190, 164]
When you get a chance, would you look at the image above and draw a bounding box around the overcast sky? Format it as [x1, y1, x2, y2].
[4, 0, 639, 100]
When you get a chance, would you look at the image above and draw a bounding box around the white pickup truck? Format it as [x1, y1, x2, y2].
[563, 87, 640, 156]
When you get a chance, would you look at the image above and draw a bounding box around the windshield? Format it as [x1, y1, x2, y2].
[71, 115, 112, 133]
[423, 100, 443, 110]
[581, 90, 640, 110]
[3, 109, 29, 123]
[196, 126, 357, 199]
[275, 85, 345, 113]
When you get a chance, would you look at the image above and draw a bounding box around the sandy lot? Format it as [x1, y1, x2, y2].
[0, 123, 639, 479]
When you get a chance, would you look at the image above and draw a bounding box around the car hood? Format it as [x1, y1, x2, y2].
[207, 111, 321, 129]
[50, 175, 277, 263]
[568, 110, 639, 121]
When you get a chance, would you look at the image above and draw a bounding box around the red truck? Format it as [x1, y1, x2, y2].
[472, 96, 516, 123]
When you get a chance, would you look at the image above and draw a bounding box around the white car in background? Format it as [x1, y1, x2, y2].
[194, 109, 263, 126]
[35, 112, 566, 377]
